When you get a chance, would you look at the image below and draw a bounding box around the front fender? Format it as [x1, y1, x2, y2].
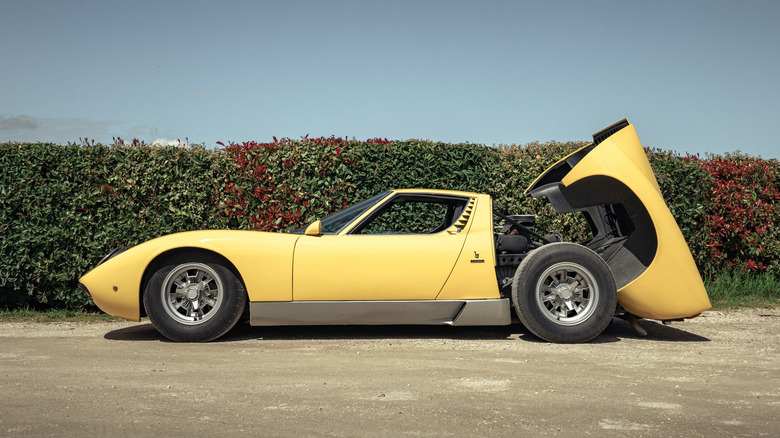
[79, 230, 300, 321]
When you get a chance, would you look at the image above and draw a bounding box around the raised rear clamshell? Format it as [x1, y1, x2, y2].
[526, 120, 711, 320]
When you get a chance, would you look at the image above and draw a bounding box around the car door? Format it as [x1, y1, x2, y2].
[292, 194, 474, 301]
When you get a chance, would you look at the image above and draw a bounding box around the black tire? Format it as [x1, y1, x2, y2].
[511, 242, 616, 343]
[143, 252, 246, 342]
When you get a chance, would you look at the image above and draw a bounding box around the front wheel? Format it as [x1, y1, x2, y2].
[511, 243, 616, 343]
[143, 253, 246, 342]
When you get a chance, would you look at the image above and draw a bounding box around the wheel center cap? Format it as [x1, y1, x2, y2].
[185, 286, 200, 301]
[556, 284, 573, 300]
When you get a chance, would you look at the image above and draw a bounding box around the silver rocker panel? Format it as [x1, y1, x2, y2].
[249, 299, 511, 327]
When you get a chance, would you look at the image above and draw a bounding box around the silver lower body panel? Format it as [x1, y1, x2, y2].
[249, 299, 511, 327]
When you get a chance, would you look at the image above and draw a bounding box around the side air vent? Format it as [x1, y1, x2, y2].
[451, 198, 476, 230]
[592, 119, 629, 145]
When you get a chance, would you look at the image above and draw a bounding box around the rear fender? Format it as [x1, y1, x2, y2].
[526, 120, 711, 320]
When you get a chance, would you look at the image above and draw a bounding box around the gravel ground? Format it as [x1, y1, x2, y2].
[1, 308, 778, 437]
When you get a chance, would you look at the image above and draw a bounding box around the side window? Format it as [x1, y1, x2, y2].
[355, 196, 468, 235]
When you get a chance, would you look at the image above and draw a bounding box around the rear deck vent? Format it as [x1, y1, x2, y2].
[592, 119, 629, 145]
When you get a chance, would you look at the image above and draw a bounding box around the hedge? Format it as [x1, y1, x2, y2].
[0, 142, 228, 308]
[215, 137, 502, 232]
[1, 138, 778, 309]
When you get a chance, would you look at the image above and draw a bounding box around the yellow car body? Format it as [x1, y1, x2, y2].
[79, 120, 710, 343]
[80, 190, 501, 323]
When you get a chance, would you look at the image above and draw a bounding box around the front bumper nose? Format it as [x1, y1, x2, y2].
[78, 283, 91, 298]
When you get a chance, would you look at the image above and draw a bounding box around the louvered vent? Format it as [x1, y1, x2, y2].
[592, 119, 629, 145]
[449, 198, 476, 231]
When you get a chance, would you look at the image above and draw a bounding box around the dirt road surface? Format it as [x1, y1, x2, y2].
[1, 308, 778, 437]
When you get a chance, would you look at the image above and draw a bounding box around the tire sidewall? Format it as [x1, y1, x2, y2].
[512, 243, 616, 343]
[143, 253, 246, 342]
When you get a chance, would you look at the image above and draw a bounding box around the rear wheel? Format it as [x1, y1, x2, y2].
[143, 253, 246, 342]
[512, 243, 616, 343]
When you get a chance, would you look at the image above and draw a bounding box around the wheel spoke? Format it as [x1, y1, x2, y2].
[202, 296, 217, 308]
[198, 271, 211, 284]
[185, 270, 197, 283]
[191, 301, 202, 320]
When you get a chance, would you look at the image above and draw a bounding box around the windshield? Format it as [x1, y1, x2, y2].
[288, 191, 391, 235]
[320, 191, 391, 234]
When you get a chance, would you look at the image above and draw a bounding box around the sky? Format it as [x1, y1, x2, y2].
[1, 0, 779, 159]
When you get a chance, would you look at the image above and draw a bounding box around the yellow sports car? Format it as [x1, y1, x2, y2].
[78, 120, 711, 343]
